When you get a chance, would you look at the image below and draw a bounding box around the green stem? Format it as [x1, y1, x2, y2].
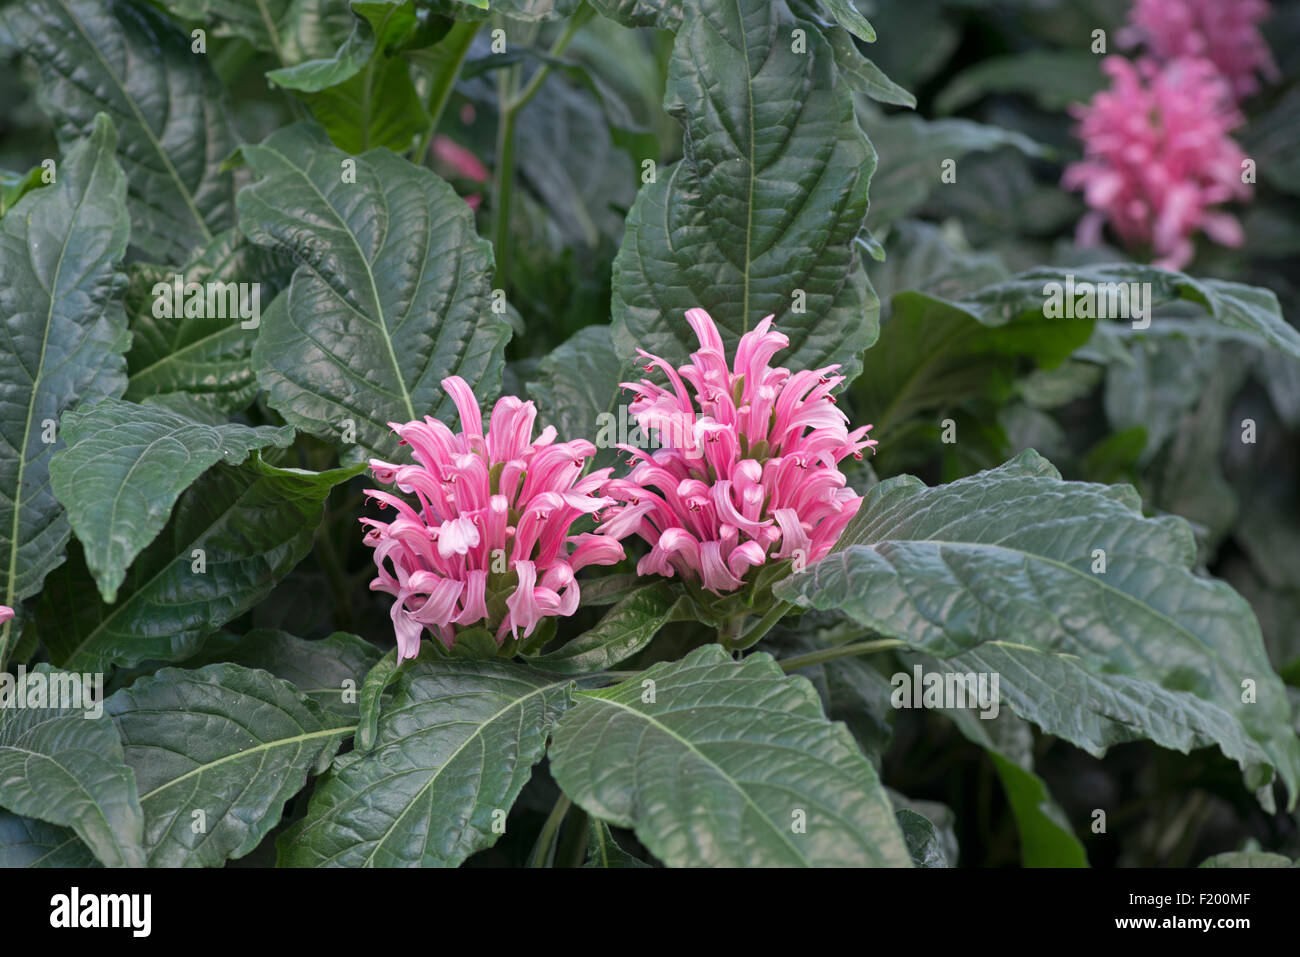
[528, 794, 571, 867]
[733, 600, 793, 651]
[415, 20, 484, 164]
[490, 6, 592, 288]
[778, 638, 905, 673]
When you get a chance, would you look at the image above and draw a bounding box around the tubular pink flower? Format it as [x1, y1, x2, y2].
[1123, 0, 1278, 102]
[1062, 56, 1251, 270]
[599, 309, 876, 595]
[0, 605, 13, 626]
[363, 376, 625, 659]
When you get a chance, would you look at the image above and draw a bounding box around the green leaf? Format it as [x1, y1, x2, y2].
[198, 0, 356, 65]
[38, 458, 363, 673]
[0, 667, 145, 867]
[863, 113, 1046, 230]
[0, 166, 47, 219]
[611, 0, 879, 380]
[268, 1, 428, 153]
[586, 0, 682, 30]
[106, 663, 351, 867]
[0, 0, 236, 262]
[776, 450, 1300, 809]
[0, 115, 130, 667]
[50, 398, 295, 603]
[355, 647, 401, 751]
[278, 658, 573, 867]
[585, 818, 650, 867]
[195, 629, 382, 721]
[895, 808, 948, 868]
[549, 644, 912, 866]
[530, 582, 684, 674]
[934, 51, 1103, 115]
[0, 812, 100, 867]
[238, 124, 510, 463]
[815, 0, 874, 42]
[124, 229, 293, 414]
[1200, 851, 1296, 868]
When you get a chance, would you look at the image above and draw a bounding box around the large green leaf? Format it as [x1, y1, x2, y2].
[162, 0, 356, 65]
[106, 663, 351, 867]
[587, 0, 682, 30]
[38, 458, 362, 673]
[530, 581, 685, 675]
[278, 656, 573, 867]
[610, 0, 879, 379]
[0, 115, 130, 667]
[238, 124, 510, 463]
[194, 629, 381, 721]
[549, 644, 912, 866]
[124, 229, 293, 414]
[0, 0, 236, 263]
[0, 812, 99, 867]
[0, 667, 145, 868]
[50, 398, 295, 603]
[776, 450, 1300, 809]
[584, 818, 650, 867]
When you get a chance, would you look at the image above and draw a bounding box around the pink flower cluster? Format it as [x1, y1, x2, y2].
[597, 309, 875, 595]
[0, 605, 12, 626]
[1063, 56, 1250, 269]
[431, 136, 488, 211]
[1124, 0, 1278, 102]
[363, 377, 624, 659]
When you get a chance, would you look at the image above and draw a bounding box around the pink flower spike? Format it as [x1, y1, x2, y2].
[1062, 56, 1251, 269]
[362, 376, 625, 658]
[598, 309, 872, 595]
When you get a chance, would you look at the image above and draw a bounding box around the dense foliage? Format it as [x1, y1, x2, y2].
[1, 0, 1299, 868]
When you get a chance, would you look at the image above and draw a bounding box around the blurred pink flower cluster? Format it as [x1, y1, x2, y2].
[363, 377, 624, 659]
[362, 312, 877, 656]
[597, 309, 875, 595]
[1063, 1, 1277, 267]
[1124, 0, 1278, 101]
[1063, 56, 1250, 269]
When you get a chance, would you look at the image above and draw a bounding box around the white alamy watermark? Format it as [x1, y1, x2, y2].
[50, 888, 151, 937]
[151, 274, 261, 329]
[1043, 274, 1152, 329]
[0, 666, 103, 719]
[890, 665, 1000, 719]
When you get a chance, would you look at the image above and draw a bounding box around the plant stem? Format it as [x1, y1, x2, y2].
[528, 794, 571, 867]
[490, 6, 592, 288]
[414, 20, 483, 164]
[733, 600, 793, 650]
[777, 638, 905, 673]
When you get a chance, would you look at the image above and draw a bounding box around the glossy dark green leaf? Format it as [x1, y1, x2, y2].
[530, 582, 684, 674]
[0, 166, 46, 219]
[39, 458, 363, 673]
[777, 450, 1300, 809]
[238, 124, 510, 463]
[895, 808, 948, 868]
[611, 0, 879, 379]
[106, 663, 351, 867]
[550, 644, 912, 866]
[196, 629, 381, 721]
[0, 0, 236, 262]
[527, 324, 626, 452]
[0, 115, 129, 667]
[279, 658, 573, 867]
[124, 229, 293, 414]
[586, 0, 682, 30]
[50, 399, 295, 603]
[0, 667, 145, 867]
